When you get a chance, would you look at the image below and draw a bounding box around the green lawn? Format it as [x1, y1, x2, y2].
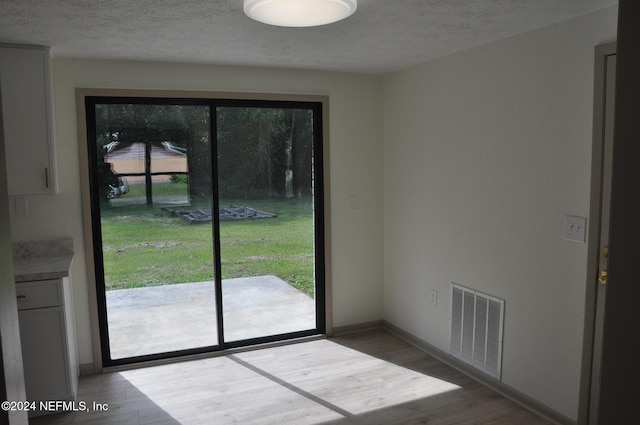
[125, 181, 189, 197]
[100, 194, 316, 296]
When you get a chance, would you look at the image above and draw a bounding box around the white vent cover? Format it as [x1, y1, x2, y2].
[450, 283, 504, 380]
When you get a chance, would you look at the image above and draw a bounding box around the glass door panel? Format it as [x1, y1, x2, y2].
[216, 106, 318, 342]
[91, 102, 218, 361]
[88, 97, 324, 365]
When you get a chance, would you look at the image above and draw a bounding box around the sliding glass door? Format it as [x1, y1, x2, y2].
[216, 106, 320, 343]
[86, 97, 324, 366]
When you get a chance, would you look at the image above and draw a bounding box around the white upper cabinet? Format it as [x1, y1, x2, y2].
[0, 45, 58, 195]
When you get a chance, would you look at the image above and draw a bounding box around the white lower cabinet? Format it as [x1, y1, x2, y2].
[16, 279, 76, 417]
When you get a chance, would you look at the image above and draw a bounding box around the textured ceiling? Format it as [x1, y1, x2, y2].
[0, 0, 617, 74]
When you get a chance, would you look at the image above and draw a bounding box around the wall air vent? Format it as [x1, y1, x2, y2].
[450, 283, 504, 380]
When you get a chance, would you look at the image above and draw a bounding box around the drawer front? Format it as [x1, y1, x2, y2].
[15, 279, 63, 310]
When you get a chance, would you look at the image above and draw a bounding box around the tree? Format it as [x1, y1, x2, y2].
[94, 102, 315, 203]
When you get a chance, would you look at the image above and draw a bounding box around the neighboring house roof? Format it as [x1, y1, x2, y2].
[105, 141, 187, 159]
[105, 142, 188, 176]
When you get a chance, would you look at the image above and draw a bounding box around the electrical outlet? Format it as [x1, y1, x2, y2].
[15, 197, 28, 216]
[348, 195, 359, 211]
[431, 289, 437, 307]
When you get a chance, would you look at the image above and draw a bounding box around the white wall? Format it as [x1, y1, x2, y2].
[8, 60, 384, 368]
[0, 78, 28, 425]
[383, 6, 617, 420]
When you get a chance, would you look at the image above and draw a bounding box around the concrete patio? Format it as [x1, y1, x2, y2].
[106, 275, 316, 359]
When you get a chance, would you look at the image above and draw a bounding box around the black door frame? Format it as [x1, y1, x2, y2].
[85, 95, 326, 367]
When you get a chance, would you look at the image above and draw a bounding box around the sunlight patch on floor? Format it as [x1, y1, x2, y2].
[117, 338, 461, 424]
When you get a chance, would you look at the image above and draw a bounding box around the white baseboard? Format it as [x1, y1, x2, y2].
[381, 320, 575, 425]
[332, 320, 383, 335]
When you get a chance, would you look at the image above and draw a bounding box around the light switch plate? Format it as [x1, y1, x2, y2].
[564, 215, 586, 243]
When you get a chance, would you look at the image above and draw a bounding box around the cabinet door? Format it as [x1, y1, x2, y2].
[15, 279, 64, 310]
[0, 46, 57, 195]
[18, 307, 72, 405]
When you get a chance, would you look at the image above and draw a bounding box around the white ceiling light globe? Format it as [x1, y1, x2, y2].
[244, 0, 357, 27]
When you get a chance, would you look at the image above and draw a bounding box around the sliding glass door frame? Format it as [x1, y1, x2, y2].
[212, 99, 326, 351]
[85, 95, 326, 367]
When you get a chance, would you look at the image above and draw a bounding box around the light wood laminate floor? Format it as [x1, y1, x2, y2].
[31, 329, 552, 424]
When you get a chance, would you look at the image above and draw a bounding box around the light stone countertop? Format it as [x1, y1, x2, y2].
[13, 238, 74, 283]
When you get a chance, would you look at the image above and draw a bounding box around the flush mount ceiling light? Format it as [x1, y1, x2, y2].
[244, 0, 357, 27]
